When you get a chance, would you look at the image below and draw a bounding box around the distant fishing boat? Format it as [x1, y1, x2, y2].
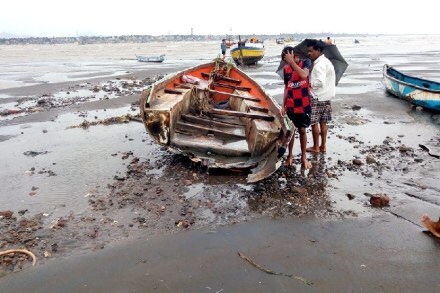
[383, 64, 440, 112]
[139, 59, 291, 182]
[230, 37, 265, 66]
[276, 38, 285, 45]
[136, 54, 165, 63]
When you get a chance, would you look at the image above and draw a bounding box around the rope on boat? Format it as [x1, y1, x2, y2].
[189, 87, 213, 116]
[189, 59, 235, 115]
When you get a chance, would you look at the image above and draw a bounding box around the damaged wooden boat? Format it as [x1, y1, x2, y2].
[139, 59, 291, 182]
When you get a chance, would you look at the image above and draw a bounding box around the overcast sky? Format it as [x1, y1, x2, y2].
[2, 0, 439, 37]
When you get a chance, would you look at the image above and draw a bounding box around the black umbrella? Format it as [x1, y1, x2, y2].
[276, 39, 348, 86]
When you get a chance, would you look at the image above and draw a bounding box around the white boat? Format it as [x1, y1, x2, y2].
[136, 54, 165, 63]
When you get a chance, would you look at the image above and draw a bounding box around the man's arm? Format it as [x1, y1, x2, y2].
[284, 51, 309, 80]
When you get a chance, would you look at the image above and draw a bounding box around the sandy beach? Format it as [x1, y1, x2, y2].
[1, 35, 440, 291]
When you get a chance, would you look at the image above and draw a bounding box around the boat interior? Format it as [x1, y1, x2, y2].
[141, 61, 284, 167]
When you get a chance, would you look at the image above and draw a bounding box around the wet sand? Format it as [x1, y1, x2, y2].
[1, 36, 440, 290]
[1, 216, 440, 292]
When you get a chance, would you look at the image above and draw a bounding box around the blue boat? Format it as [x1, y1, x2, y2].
[383, 64, 440, 112]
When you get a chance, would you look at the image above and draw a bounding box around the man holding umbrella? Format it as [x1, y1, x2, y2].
[306, 39, 336, 154]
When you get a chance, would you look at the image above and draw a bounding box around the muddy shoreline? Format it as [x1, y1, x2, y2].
[1, 41, 440, 287]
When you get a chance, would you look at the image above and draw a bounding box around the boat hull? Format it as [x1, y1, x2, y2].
[230, 44, 264, 65]
[383, 64, 440, 112]
[139, 60, 291, 182]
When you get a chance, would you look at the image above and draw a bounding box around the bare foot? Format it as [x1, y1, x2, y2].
[306, 147, 320, 153]
[421, 213, 440, 238]
[285, 156, 293, 167]
[301, 159, 312, 169]
[320, 146, 326, 153]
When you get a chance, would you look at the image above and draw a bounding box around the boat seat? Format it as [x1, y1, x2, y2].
[147, 92, 186, 110]
[176, 120, 246, 139]
[230, 89, 281, 157]
[171, 132, 250, 157]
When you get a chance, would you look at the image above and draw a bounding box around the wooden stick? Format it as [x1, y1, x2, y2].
[201, 72, 241, 84]
[211, 82, 251, 91]
[238, 252, 313, 286]
[206, 89, 260, 102]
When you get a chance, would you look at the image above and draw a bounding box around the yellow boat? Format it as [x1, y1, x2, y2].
[230, 37, 265, 65]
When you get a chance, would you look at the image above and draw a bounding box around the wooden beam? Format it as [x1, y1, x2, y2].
[201, 72, 241, 84]
[248, 105, 269, 113]
[164, 88, 184, 95]
[208, 109, 275, 121]
[181, 114, 246, 128]
[206, 89, 260, 102]
[211, 82, 251, 91]
[174, 83, 194, 89]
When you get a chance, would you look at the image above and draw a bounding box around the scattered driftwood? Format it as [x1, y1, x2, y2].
[0, 249, 37, 266]
[237, 252, 313, 286]
[419, 144, 440, 159]
[67, 114, 142, 129]
[369, 194, 390, 207]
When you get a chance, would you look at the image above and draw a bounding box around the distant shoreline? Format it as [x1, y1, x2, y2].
[0, 33, 376, 45]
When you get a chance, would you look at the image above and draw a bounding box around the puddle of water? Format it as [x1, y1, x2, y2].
[0, 108, 158, 222]
[182, 183, 204, 199]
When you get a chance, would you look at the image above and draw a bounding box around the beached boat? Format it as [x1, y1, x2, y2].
[383, 64, 440, 112]
[230, 37, 265, 66]
[276, 38, 285, 45]
[136, 54, 165, 63]
[139, 59, 291, 182]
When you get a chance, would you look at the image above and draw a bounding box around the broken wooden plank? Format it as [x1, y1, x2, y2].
[164, 88, 184, 95]
[176, 121, 246, 139]
[208, 109, 275, 121]
[174, 83, 192, 89]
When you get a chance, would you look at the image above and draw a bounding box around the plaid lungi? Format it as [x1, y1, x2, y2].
[310, 97, 332, 125]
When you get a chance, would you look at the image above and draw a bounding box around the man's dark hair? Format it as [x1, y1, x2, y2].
[306, 39, 324, 52]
